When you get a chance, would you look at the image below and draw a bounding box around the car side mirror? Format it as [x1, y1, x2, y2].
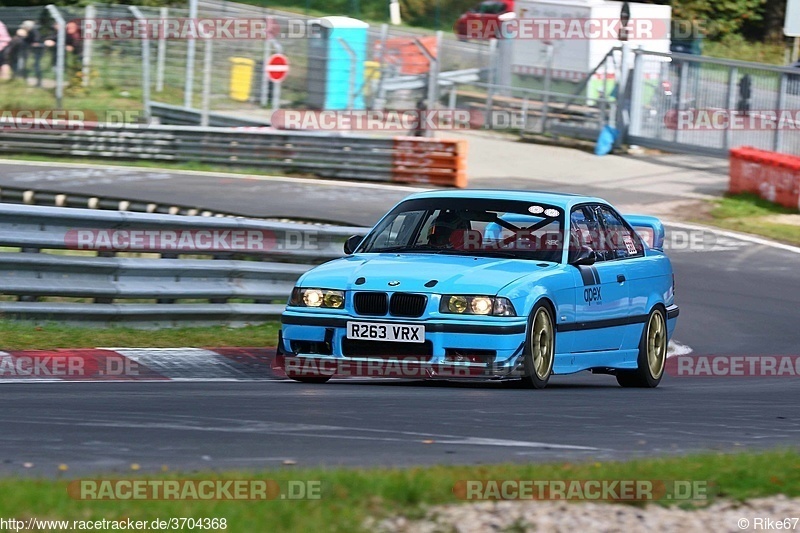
[570, 246, 597, 266]
[343, 235, 363, 255]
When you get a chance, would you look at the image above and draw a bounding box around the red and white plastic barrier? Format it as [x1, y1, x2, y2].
[729, 147, 800, 210]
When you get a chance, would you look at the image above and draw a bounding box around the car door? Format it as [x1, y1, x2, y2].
[569, 205, 631, 353]
[594, 205, 650, 352]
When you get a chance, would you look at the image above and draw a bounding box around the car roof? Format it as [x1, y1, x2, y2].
[402, 189, 610, 210]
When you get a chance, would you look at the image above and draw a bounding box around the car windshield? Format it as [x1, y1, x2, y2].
[357, 197, 565, 262]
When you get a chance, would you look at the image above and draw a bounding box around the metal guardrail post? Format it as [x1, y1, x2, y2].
[613, 42, 630, 148]
[260, 21, 272, 107]
[129, 6, 151, 122]
[484, 39, 498, 129]
[628, 49, 644, 137]
[724, 66, 738, 151]
[200, 38, 213, 127]
[270, 40, 283, 111]
[412, 32, 442, 137]
[430, 31, 442, 119]
[541, 43, 554, 134]
[184, 0, 198, 108]
[156, 7, 168, 93]
[82, 5, 95, 88]
[675, 59, 689, 145]
[775, 73, 787, 153]
[45, 5, 65, 109]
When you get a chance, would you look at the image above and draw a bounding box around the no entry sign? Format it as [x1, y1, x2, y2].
[265, 54, 289, 83]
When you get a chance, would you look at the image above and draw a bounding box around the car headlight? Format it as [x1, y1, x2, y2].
[440, 295, 516, 316]
[289, 288, 345, 309]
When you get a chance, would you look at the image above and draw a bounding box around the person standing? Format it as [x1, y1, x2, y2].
[4, 28, 29, 79]
[20, 20, 43, 86]
[0, 20, 11, 80]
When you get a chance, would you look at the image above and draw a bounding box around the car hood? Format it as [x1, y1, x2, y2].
[298, 253, 555, 295]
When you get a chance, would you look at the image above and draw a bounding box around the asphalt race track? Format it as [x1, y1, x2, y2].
[0, 161, 799, 475]
[1, 376, 798, 475]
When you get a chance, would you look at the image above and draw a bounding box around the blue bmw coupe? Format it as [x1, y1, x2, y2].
[276, 190, 678, 388]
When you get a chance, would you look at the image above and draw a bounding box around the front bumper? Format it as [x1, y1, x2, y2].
[278, 311, 528, 379]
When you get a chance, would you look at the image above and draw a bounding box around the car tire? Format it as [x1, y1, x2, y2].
[521, 302, 555, 389]
[616, 306, 667, 388]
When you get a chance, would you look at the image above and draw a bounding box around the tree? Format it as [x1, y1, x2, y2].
[671, 0, 767, 39]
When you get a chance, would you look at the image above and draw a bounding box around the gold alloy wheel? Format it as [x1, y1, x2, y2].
[531, 307, 554, 380]
[647, 310, 667, 379]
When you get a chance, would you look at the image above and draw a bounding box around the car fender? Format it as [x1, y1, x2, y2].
[499, 267, 576, 353]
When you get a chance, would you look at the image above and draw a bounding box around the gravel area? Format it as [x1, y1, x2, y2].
[376, 496, 800, 532]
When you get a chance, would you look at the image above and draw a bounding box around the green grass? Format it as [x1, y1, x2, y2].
[0, 450, 798, 532]
[0, 321, 280, 350]
[701, 193, 800, 246]
[702, 35, 787, 65]
[0, 78, 147, 120]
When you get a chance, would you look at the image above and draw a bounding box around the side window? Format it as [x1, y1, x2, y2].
[596, 206, 644, 260]
[569, 206, 599, 261]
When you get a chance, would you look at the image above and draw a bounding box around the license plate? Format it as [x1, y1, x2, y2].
[346, 322, 425, 343]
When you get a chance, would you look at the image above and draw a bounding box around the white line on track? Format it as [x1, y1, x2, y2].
[666, 220, 800, 255]
[430, 437, 598, 450]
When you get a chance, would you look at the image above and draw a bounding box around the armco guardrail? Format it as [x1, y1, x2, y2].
[150, 102, 271, 127]
[0, 124, 468, 187]
[729, 147, 800, 210]
[0, 204, 368, 326]
[0, 184, 238, 217]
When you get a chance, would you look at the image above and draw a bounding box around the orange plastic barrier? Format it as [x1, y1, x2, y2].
[377, 36, 438, 75]
[392, 137, 468, 188]
[729, 147, 800, 210]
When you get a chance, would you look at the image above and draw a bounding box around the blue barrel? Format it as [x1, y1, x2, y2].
[307, 16, 369, 110]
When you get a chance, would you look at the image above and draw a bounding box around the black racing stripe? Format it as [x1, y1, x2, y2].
[590, 266, 601, 284]
[281, 315, 526, 335]
[556, 313, 649, 333]
[577, 266, 595, 286]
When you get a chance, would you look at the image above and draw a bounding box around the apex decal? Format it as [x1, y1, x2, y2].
[584, 287, 602, 305]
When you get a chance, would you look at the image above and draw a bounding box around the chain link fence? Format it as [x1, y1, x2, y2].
[0, 2, 494, 120]
[628, 50, 800, 157]
[4, 3, 800, 157]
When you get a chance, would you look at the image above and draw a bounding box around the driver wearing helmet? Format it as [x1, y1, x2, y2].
[427, 211, 469, 249]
